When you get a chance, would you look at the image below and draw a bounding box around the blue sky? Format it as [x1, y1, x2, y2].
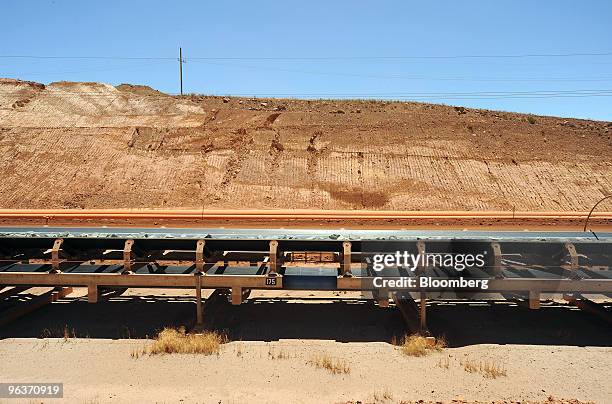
[2, 0, 611, 120]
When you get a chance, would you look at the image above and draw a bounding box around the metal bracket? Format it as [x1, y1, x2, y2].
[416, 241, 426, 274]
[491, 242, 502, 278]
[565, 242, 579, 271]
[268, 240, 278, 276]
[341, 241, 353, 277]
[122, 239, 134, 274]
[196, 239, 206, 274]
[50, 238, 64, 273]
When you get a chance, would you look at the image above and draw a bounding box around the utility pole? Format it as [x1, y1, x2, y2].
[179, 47, 183, 95]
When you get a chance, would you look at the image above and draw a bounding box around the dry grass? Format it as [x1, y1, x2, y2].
[434, 353, 508, 379]
[235, 343, 244, 358]
[267, 345, 290, 360]
[37, 339, 50, 351]
[307, 353, 351, 375]
[131, 327, 226, 357]
[39, 325, 76, 341]
[460, 357, 507, 378]
[130, 343, 148, 359]
[372, 388, 394, 402]
[62, 325, 76, 341]
[397, 334, 446, 357]
[436, 355, 450, 369]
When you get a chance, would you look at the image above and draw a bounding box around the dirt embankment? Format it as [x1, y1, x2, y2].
[0, 78, 610, 211]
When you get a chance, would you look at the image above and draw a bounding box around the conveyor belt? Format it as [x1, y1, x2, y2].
[0, 227, 610, 295]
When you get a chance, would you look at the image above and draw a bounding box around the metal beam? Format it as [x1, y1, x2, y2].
[0, 272, 284, 289]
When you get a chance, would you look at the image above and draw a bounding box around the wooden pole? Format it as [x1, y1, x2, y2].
[179, 47, 183, 95]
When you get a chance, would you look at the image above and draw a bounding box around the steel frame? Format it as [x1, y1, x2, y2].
[0, 228, 609, 293]
[1, 227, 610, 327]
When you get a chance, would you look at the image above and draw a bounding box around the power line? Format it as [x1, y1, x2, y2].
[189, 59, 612, 82]
[0, 64, 155, 77]
[4, 53, 612, 87]
[1, 51, 612, 61]
[1, 88, 612, 101]
[3, 88, 612, 96]
[187, 51, 612, 60]
[0, 56, 175, 60]
[213, 90, 612, 100]
[5, 58, 612, 83]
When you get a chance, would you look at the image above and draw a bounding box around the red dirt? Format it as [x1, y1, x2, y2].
[0, 78, 610, 214]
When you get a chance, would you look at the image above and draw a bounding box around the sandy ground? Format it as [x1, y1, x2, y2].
[1, 338, 609, 404]
[0, 78, 610, 212]
[0, 289, 610, 403]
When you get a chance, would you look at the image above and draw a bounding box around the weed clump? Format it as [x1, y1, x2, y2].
[461, 357, 508, 378]
[396, 334, 446, 357]
[131, 327, 226, 357]
[307, 354, 351, 374]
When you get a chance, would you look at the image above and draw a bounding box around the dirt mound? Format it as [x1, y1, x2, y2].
[116, 83, 166, 96]
[0, 78, 45, 90]
[0, 79, 206, 127]
[0, 78, 46, 110]
[0, 78, 610, 211]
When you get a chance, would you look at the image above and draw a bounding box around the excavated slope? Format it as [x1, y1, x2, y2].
[0, 78, 610, 211]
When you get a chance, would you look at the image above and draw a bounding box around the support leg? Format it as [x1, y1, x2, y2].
[375, 288, 389, 307]
[51, 287, 73, 302]
[564, 293, 612, 324]
[232, 287, 243, 305]
[195, 274, 203, 325]
[419, 291, 427, 332]
[87, 284, 98, 304]
[268, 240, 278, 276]
[392, 291, 428, 335]
[528, 290, 541, 310]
